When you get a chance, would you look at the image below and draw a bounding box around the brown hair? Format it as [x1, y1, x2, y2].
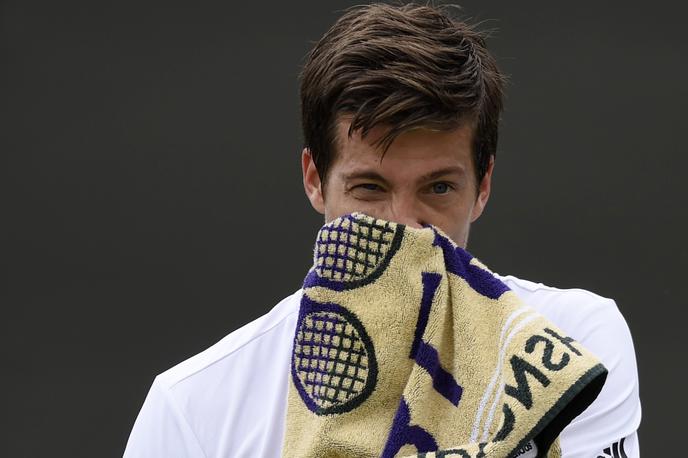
[299, 2, 506, 190]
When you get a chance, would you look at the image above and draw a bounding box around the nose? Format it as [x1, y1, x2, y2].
[387, 196, 425, 229]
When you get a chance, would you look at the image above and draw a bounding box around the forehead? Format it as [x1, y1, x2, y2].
[332, 118, 475, 175]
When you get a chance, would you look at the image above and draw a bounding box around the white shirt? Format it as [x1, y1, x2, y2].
[123, 275, 641, 457]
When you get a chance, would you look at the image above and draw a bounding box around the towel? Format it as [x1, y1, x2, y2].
[282, 213, 607, 458]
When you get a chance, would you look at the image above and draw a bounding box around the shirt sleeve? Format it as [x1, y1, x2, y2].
[559, 299, 642, 458]
[123, 377, 207, 458]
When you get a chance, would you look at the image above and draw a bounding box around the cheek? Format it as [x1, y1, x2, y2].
[334, 201, 385, 221]
[322, 188, 377, 221]
[438, 219, 471, 247]
[430, 201, 474, 245]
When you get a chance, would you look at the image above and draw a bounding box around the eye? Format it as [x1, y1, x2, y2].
[431, 182, 452, 194]
[348, 182, 386, 201]
[355, 183, 382, 192]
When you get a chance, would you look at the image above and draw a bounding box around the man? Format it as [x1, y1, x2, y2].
[124, 3, 641, 457]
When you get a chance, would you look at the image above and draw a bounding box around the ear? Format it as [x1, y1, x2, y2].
[470, 155, 495, 223]
[302, 148, 325, 214]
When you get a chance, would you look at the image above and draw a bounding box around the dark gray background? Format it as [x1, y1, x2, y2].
[2, 0, 686, 456]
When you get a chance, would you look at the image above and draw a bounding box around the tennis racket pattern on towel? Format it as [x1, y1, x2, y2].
[292, 303, 377, 415]
[314, 213, 402, 283]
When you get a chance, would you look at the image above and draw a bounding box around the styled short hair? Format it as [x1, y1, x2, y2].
[299, 2, 506, 189]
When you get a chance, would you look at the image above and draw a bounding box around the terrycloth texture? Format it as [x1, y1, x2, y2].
[282, 213, 607, 458]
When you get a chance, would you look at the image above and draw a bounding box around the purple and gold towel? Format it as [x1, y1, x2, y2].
[282, 213, 607, 457]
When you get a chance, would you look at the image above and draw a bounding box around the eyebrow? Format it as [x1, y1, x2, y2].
[417, 166, 466, 182]
[342, 166, 465, 184]
[342, 170, 391, 186]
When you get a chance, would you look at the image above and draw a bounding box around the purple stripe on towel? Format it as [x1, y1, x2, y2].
[382, 398, 437, 458]
[431, 229, 509, 300]
[410, 272, 463, 406]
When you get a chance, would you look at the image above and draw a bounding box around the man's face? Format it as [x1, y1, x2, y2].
[302, 118, 493, 248]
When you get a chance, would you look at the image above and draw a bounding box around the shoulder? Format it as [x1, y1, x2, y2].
[497, 274, 617, 316]
[496, 273, 642, 457]
[496, 274, 629, 344]
[495, 273, 639, 394]
[124, 290, 302, 458]
[156, 288, 301, 390]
